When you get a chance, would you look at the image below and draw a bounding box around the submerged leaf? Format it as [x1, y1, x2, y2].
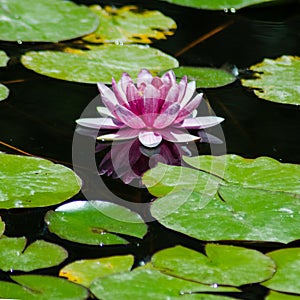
[152, 245, 275, 286]
[263, 248, 300, 294]
[144, 155, 300, 243]
[21, 44, 179, 84]
[83, 5, 176, 44]
[0, 50, 9, 67]
[0, 153, 81, 209]
[164, 66, 236, 88]
[156, 0, 274, 10]
[0, 237, 67, 272]
[0, 50, 9, 101]
[45, 200, 147, 245]
[0, 275, 88, 299]
[241, 56, 300, 105]
[59, 255, 134, 287]
[90, 268, 239, 300]
[0, 0, 98, 42]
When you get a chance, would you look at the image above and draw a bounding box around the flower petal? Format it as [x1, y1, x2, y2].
[96, 106, 114, 118]
[153, 103, 180, 129]
[137, 69, 153, 87]
[114, 105, 146, 129]
[120, 72, 133, 93]
[175, 93, 203, 123]
[97, 128, 140, 141]
[165, 85, 180, 103]
[177, 76, 188, 102]
[179, 116, 224, 129]
[161, 70, 176, 86]
[151, 77, 163, 89]
[161, 128, 200, 143]
[180, 81, 196, 106]
[97, 83, 118, 112]
[76, 117, 123, 129]
[112, 77, 128, 106]
[139, 131, 162, 148]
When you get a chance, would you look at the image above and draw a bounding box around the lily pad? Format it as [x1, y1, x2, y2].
[164, 66, 236, 88]
[0, 236, 67, 272]
[0, 50, 9, 101]
[267, 291, 300, 300]
[90, 268, 238, 300]
[262, 248, 300, 294]
[0, 0, 98, 42]
[21, 44, 179, 84]
[0, 153, 81, 209]
[59, 255, 134, 287]
[152, 245, 275, 286]
[0, 275, 88, 299]
[83, 5, 176, 44]
[241, 56, 300, 105]
[0, 218, 4, 237]
[157, 0, 274, 10]
[0, 50, 9, 67]
[45, 200, 147, 245]
[144, 155, 300, 243]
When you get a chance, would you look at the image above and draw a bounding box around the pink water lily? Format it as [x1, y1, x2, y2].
[76, 69, 224, 148]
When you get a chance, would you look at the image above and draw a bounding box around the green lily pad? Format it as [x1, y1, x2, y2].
[0, 275, 88, 299]
[157, 0, 274, 10]
[144, 155, 300, 243]
[83, 5, 176, 44]
[0, 236, 67, 272]
[241, 56, 300, 105]
[164, 66, 236, 88]
[90, 268, 239, 300]
[0, 218, 4, 237]
[267, 291, 300, 300]
[152, 245, 275, 286]
[45, 200, 147, 245]
[21, 44, 179, 84]
[59, 255, 134, 287]
[262, 248, 300, 294]
[0, 153, 81, 209]
[0, 50, 9, 67]
[0, 50, 9, 101]
[0, 0, 98, 42]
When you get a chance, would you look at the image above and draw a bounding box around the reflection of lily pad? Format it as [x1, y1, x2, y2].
[83, 5, 176, 44]
[241, 56, 300, 105]
[0, 275, 88, 299]
[144, 155, 300, 243]
[0, 50, 9, 101]
[157, 0, 274, 10]
[262, 248, 300, 294]
[90, 268, 238, 300]
[60, 255, 134, 287]
[0, 0, 98, 42]
[0, 153, 81, 209]
[0, 237, 67, 272]
[45, 200, 147, 245]
[21, 44, 179, 84]
[164, 66, 236, 88]
[152, 245, 275, 286]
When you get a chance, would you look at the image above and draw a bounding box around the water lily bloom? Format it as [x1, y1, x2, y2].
[76, 69, 224, 148]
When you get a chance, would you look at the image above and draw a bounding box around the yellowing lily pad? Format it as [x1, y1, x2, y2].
[168, 66, 236, 88]
[0, 236, 68, 272]
[0, 275, 88, 300]
[0, 0, 98, 42]
[0, 153, 81, 209]
[90, 268, 239, 300]
[83, 5, 176, 44]
[45, 200, 147, 245]
[262, 248, 300, 294]
[21, 44, 179, 84]
[241, 56, 300, 105]
[152, 245, 275, 286]
[144, 155, 300, 243]
[59, 255, 134, 287]
[157, 0, 274, 10]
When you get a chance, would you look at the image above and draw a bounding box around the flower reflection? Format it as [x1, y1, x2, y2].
[76, 69, 224, 148]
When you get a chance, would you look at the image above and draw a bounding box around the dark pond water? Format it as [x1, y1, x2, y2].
[0, 0, 300, 299]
